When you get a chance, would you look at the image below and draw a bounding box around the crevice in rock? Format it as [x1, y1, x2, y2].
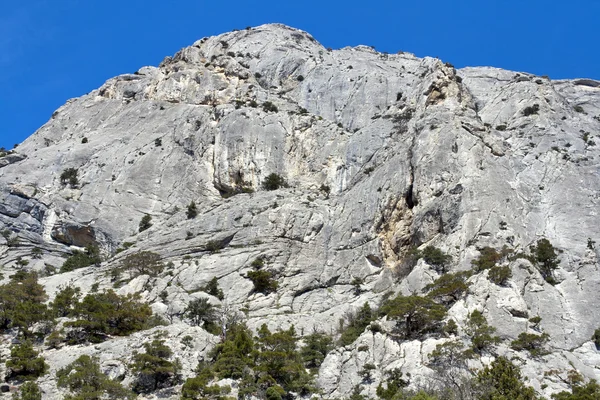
[404, 183, 416, 209]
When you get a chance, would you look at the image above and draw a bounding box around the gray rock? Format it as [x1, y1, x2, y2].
[1, 23, 599, 398]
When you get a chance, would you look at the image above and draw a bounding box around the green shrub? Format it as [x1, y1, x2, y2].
[255, 324, 314, 395]
[60, 168, 79, 188]
[529, 238, 561, 284]
[203, 277, 224, 300]
[522, 104, 540, 116]
[360, 363, 376, 383]
[51, 285, 81, 317]
[553, 379, 600, 399]
[376, 368, 409, 400]
[30, 247, 43, 259]
[488, 265, 512, 286]
[66, 290, 152, 343]
[139, 214, 152, 232]
[154, 138, 162, 147]
[444, 319, 458, 336]
[593, 328, 600, 350]
[5, 341, 48, 381]
[301, 332, 333, 371]
[266, 385, 286, 400]
[11, 381, 42, 400]
[184, 298, 220, 334]
[205, 240, 225, 253]
[212, 322, 255, 380]
[114, 241, 135, 254]
[186, 201, 198, 219]
[45, 330, 65, 349]
[409, 246, 452, 272]
[476, 356, 537, 399]
[510, 332, 550, 357]
[118, 250, 164, 279]
[471, 246, 502, 272]
[339, 302, 375, 346]
[262, 173, 287, 190]
[131, 339, 181, 393]
[1, 231, 18, 247]
[247, 269, 278, 294]
[380, 295, 446, 339]
[60, 244, 102, 273]
[421, 246, 451, 269]
[464, 310, 500, 355]
[181, 369, 231, 400]
[0, 272, 49, 334]
[262, 101, 278, 113]
[424, 271, 471, 305]
[574, 105, 585, 113]
[57, 355, 135, 399]
[205, 321, 316, 398]
[319, 184, 331, 195]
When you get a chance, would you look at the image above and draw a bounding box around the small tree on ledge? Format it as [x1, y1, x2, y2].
[139, 214, 152, 232]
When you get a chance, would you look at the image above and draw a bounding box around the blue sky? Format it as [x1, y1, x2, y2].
[1, 0, 599, 150]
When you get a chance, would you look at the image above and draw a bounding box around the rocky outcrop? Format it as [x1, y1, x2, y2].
[0, 24, 599, 398]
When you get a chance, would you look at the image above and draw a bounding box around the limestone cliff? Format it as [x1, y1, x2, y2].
[0, 24, 599, 399]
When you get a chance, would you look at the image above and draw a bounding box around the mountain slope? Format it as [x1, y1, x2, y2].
[0, 23, 599, 399]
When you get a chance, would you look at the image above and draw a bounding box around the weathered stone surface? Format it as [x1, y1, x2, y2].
[0, 23, 599, 398]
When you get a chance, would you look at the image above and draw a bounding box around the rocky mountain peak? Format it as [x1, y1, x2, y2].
[0, 24, 599, 399]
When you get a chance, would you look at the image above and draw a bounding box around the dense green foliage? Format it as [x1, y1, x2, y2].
[11, 381, 42, 400]
[60, 245, 102, 273]
[300, 332, 333, 371]
[471, 246, 503, 272]
[262, 173, 286, 190]
[184, 298, 220, 334]
[51, 285, 81, 317]
[420, 246, 452, 272]
[5, 341, 48, 381]
[181, 367, 232, 400]
[553, 379, 600, 399]
[117, 250, 164, 279]
[66, 290, 152, 343]
[186, 201, 198, 219]
[488, 265, 512, 286]
[255, 324, 314, 395]
[211, 323, 255, 380]
[131, 339, 181, 393]
[375, 368, 409, 399]
[510, 332, 550, 357]
[57, 355, 135, 399]
[476, 356, 538, 400]
[424, 271, 471, 305]
[60, 167, 79, 188]
[0, 271, 49, 335]
[465, 310, 500, 355]
[139, 214, 152, 232]
[262, 101, 278, 113]
[339, 302, 376, 346]
[183, 322, 317, 400]
[203, 277, 225, 300]
[525, 238, 561, 284]
[380, 294, 446, 339]
[593, 328, 600, 350]
[247, 269, 278, 294]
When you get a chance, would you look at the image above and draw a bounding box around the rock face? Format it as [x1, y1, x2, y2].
[0, 23, 599, 398]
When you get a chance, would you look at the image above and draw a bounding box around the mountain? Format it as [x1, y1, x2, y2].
[0, 23, 599, 399]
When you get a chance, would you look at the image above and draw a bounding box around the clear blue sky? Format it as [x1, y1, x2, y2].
[1, 0, 599, 150]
